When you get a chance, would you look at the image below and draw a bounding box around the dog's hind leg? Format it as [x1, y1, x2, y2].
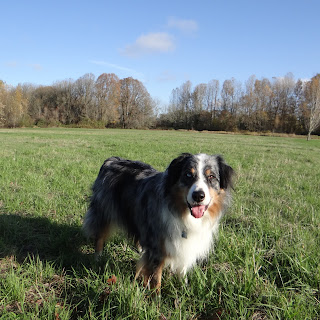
[135, 252, 165, 294]
[151, 260, 165, 294]
[94, 223, 112, 259]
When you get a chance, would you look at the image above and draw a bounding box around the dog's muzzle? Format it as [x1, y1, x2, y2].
[187, 190, 210, 218]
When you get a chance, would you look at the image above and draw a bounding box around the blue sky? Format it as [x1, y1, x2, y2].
[1, 0, 319, 104]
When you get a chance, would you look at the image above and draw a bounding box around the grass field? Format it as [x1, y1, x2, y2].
[0, 128, 319, 319]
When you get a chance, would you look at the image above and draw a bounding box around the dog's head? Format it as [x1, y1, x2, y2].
[166, 153, 234, 219]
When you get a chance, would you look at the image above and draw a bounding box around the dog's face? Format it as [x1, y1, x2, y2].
[166, 153, 234, 219]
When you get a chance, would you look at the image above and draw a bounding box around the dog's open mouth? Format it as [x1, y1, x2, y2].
[187, 203, 209, 219]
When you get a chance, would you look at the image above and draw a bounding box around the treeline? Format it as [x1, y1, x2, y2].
[1, 72, 320, 138]
[159, 73, 320, 138]
[0, 73, 156, 129]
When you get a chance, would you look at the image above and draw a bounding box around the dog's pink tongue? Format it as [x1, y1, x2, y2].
[191, 205, 206, 218]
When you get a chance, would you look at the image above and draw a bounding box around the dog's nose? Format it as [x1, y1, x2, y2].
[192, 190, 205, 203]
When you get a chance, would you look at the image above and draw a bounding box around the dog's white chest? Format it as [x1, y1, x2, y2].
[164, 218, 218, 276]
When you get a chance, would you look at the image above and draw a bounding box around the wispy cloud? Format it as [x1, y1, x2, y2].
[156, 70, 176, 82]
[167, 17, 198, 34]
[89, 60, 145, 81]
[90, 60, 137, 74]
[30, 63, 43, 71]
[5, 61, 18, 68]
[121, 32, 175, 58]
[5, 61, 43, 71]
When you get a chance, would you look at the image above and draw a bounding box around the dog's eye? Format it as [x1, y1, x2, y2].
[207, 174, 216, 181]
[186, 172, 193, 178]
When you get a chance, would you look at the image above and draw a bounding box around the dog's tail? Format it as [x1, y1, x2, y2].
[83, 206, 100, 240]
[83, 205, 114, 256]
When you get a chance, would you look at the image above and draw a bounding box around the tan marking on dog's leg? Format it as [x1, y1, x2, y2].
[134, 254, 147, 283]
[94, 224, 112, 258]
[135, 254, 152, 288]
[135, 254, 165, 294]
[150, 260, 165, 294]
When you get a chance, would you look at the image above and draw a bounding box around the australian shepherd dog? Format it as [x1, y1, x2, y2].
[83, 153, 234, 292]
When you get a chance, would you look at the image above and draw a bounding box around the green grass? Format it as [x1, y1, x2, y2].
[0, 128, 319, 319]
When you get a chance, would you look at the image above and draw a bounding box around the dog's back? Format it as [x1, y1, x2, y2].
[83, 157, 159, 252]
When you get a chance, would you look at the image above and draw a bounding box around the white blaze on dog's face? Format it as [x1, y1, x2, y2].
[183, 154, 221, 219]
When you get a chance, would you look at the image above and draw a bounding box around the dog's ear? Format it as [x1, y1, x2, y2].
[216, 155, 234, 190]
[165, 153, 192, 189]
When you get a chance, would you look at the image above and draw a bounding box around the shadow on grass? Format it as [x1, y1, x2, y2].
[0, 213, 88, 268]
[0, 212, 134, 277]
[0, 212, 139, 278]
[0, 213, 144, 318]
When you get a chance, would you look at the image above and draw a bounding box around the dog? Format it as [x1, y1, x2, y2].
[83, 153, 234, 292]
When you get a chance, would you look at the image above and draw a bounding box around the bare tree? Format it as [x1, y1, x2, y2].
[54, 79, 76, 124]
[192, 83, 207, 112]
[179, 81, 193, 129]
[0, 80, 7, 126]
[167, 87, 184, 128]
[221, 78, 242, 115]
[119, 77, 154, 128]
[304, 74, 320, 140]
[95, 73, 120, 125]
[240, 75, 256, 131]
[73, 73, 96, 122]
[271, 73, 296, 132]
[220, 78, 242, 130]
[190, 83, 209, 129]
[206, 79, 220, 120]
[29, 85, 60, 124]
[254, 78, 272, 131]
